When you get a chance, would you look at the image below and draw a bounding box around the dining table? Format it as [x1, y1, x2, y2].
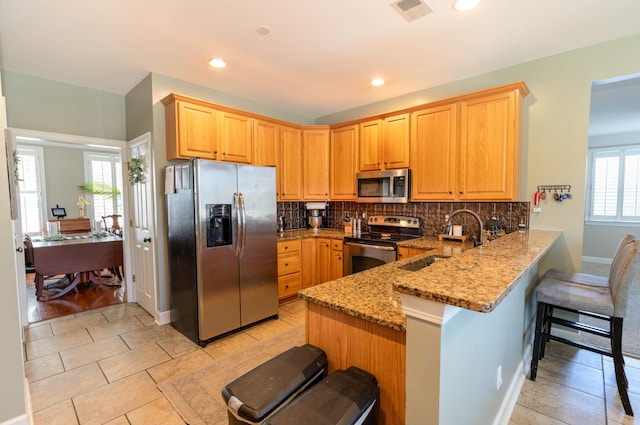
[31, 234, 124, 301]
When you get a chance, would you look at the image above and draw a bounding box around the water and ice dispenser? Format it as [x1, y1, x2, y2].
[207, 204, 232, 247]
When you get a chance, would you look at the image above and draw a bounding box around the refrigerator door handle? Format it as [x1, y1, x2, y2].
[239, 193, 247, 255]
[233, 192, 240, 255]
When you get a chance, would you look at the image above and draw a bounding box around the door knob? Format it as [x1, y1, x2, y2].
[143, 237, 151, 243]
[16, 247, 23, 253]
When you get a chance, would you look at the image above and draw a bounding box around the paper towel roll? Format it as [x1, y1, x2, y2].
[305, 202, 327, 210]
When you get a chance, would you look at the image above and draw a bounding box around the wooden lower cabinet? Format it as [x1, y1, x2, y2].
[397, 246, 428, 260]
[277, 240, 301, 301]
[301, 238, 317, 289]
[306, 301, 406, 425]
[329, 239, 343, 281]
[316, 238, 343, 284]
[316, 238, 331, 285]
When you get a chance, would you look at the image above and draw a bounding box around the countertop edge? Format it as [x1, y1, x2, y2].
[299, 229, 562, 333]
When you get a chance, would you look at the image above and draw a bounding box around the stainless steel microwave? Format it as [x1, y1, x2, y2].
[356, 169, 410, 203]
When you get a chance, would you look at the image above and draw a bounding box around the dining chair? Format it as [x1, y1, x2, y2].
[529, 233, 639, 416]
[101, 214, 122, 231]
[23, 235, 36, 273]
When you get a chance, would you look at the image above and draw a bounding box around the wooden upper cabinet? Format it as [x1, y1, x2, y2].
[163, 96, 217, 160]
[302, 127, 330, 200]
[358, 113, 410, 171]
[253, 119, 279, 167]
[279, 125, 303, 201]
[458, 87, 524, 201]
[411, 82, 528, 202]
[330, 124, 359, 200]
[383, 113, 411, 169]
[411, 104, 458, 201]
[359, 119, 382, 171]
[218, 111, 252, 164]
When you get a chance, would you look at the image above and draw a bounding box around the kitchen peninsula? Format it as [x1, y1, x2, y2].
[298, 229, 561, 425]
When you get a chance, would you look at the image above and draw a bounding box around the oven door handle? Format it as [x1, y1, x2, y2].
[344, 241, 396, 251]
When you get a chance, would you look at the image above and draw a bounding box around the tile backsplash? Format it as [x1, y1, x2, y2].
[277, 201, 530, 237]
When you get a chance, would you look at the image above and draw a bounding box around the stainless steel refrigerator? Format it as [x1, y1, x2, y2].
[165, 159, 278, 345]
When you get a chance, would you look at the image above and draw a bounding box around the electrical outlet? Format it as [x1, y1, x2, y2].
[496, 365, 503, 391]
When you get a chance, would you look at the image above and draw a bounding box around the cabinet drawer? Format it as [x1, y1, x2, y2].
[278, 273, 302, 298]
[278, 252, 301, 276]
[331, 239, 343, 251]
[278, 239, 301, 254]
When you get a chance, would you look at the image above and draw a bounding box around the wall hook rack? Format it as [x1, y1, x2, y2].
[536, 184, 571, 193]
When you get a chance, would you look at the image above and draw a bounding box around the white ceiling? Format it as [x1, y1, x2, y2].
[1, 0, 640, 119]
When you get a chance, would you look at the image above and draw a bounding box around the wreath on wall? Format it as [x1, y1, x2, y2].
[129, 157, 144, 185]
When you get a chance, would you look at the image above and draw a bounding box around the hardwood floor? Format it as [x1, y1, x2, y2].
[26, 272, 125, 323]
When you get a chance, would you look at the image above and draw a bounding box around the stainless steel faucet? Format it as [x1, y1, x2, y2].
[448, 209, 484, 246]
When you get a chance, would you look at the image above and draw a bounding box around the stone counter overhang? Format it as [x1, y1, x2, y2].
[297, 229, 562, 332]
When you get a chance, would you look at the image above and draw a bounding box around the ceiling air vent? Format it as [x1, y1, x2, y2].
[390, 0, 433, 22]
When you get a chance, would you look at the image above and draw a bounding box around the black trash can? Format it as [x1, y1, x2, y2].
[264, 366, 380, 425]
[221, 344, 328, 425]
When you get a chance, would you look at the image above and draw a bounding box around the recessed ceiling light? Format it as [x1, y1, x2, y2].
[371, 78, 385, 87]
[451, 0, 479, 12]
[256, 26, 271, 35]
[208, 58, 227, 68]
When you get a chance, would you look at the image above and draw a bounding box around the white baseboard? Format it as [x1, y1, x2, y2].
[493, 344, 531, 425]
[1, 378, 32, 425]
[582, 256, 612, 265]
[0, 414, 30, 425]
[156, 309, 171, 326]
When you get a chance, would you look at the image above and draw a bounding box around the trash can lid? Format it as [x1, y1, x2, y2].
[265, 366, 380, 425]
[222, 344, 327, 422]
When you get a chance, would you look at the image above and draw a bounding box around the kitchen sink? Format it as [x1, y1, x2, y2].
[399, 256, 448, 272]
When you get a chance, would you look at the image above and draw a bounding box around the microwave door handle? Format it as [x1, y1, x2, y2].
[238, 193, 246, 255]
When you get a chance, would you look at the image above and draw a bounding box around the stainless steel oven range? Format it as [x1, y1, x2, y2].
[343, 215, 421, 276]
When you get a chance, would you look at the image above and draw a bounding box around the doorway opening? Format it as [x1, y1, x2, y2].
[10, 129, 131, 324]
[582, 72, 640, 357]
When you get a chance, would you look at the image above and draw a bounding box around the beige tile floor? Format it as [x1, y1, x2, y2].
[24, 300, 639, 424]
[24, 300, 306, 425]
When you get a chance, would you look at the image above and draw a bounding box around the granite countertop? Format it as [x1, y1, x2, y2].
[298, 229, 561, 332]
[277, 228, 347, 241]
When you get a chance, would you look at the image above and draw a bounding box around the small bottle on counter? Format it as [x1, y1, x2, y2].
[353, 213, 361, 235]
[442, 214, 451, 236]
[277, 216, 285, 233]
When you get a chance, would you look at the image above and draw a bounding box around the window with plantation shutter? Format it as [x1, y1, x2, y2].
[16, 146, 47, 235]
[586, 146, 640, 223]
[84, 152, 123, 225]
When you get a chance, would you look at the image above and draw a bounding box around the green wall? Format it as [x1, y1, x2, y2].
[1, 70, 126, 140]
[0, 70, 27, 424]
[319, 33, 640, 273]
